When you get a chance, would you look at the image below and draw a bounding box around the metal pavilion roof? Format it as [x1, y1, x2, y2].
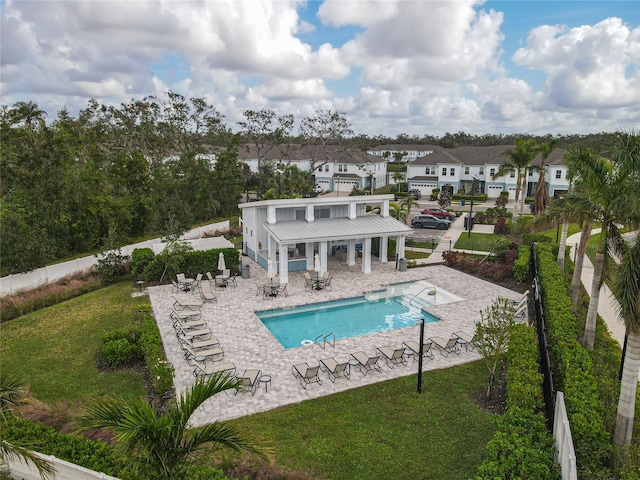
[263, 215, 414, 244]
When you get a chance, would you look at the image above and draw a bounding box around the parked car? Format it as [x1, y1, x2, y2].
[411, 214, 451, 230]
[313, 184, 324, 194]
[408, 189, 422, 199]
[420, 207, 456, 220]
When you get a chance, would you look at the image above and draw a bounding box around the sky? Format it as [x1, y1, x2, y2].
[1, 0, 639, 137]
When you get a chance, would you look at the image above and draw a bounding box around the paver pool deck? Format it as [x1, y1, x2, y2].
[148, 259, 523, 427]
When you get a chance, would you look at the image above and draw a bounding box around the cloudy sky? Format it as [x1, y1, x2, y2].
[1, 0, 638, 137]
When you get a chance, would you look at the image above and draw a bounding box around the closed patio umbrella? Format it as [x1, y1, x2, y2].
[314, 253, 322, 278]
[218, 252, 226, 272]
[267, 257, 276, 280]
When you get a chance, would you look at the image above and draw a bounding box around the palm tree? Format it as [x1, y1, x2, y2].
[392, 171, 405, 192]
[1, 372, 55, 479]
[400, 196, 416, 225]
[494, 138, 539, 224]
[388, 202, 408, 224]
[570, 136, 639, 349]
[76, 374, 271, 480]
[612, 233, 640, 447]
[532, 139, 558, 216]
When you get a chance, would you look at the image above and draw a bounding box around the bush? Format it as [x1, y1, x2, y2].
[513, 245, 530, 283]
[130, 248, 155, 277]
[494, 217, 508, 234]
[95, 248, 129, 284]
[102, 338, 138, 368]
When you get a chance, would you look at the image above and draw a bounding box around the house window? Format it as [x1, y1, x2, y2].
[324, 164, 329, 172]
[510, 172, 515, 178]
[490, 168, 495, 176]
[556, 170, 562, 179]
[338, 164, 347, 173]
[464, 166, 469, 175]
[529, 170, 533, 176]
[479, 167, 484, 175]
[315, 208, 330, 219]
[442, 167, 447, 176]
[450, 168, 455, 176]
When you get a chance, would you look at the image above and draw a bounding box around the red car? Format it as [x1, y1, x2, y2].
[420, 207, 456, 220]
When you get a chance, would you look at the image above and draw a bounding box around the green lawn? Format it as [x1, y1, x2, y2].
[0, 282, 148, 404]
[228, 361, 496, 480]
[453, 232, 504, 252]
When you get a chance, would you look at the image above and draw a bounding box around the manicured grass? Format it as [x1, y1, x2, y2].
[454, 232, 504, 252]
[535, 223, 582, 242]
[228, 361, 495, 480]
[0, 281, 148, 404]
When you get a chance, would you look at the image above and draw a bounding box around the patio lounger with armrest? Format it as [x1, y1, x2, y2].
[349, 351, 382, 375]
[178, 335, 220, 351]
[171, 315, 207, 330]
[292, 363, 322, 389]
[513, 304, 527, 322]
[174, 323, 211, 340]
[172, 296, 204, 310]
[182, 343, 224, 362]
[429, 336, 461, 357]
[169, 308, 202, 322]
[376, 346, 408, 368]
[452, 331, 476, 351]
[190, 273, 203, 294]
[190, 359, 236, 378]
[403, 340, 435, 361]
[200, 282, 217, 303]
[236, 369, 262, 395]
[319, 357, 350, 382]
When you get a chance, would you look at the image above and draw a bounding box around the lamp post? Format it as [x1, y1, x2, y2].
[467, 176, 478, 238]
[336, 175, 340, 196]
[417, 318, 425, 393]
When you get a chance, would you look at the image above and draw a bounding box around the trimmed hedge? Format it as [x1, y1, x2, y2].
[142, 247, 239, 283]
[536, 243, 612, 478]
[513, 244, 530, 283]
[475, 324, 558, 479]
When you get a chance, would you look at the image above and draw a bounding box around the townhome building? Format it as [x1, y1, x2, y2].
[238, 144, 388, 194]
[403, 145, 568, 200]
[367, 144, 440, 162]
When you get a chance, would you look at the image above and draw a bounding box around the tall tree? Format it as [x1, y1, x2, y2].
[299, 109, 353, 173]
[76, 374, 271, 480]
[612, 233, 640, 447]
[493, 138, 539, 224]
[532, 139, 558, 216]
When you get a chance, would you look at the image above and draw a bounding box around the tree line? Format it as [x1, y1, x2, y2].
[0, 93, 620, 275]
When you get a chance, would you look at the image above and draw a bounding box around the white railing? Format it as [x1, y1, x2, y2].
[0, 221, 230, 296]
[553, 391, 578, 480]
[3, 451, 120, 480]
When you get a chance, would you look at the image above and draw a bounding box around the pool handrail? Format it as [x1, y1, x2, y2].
[314, 332, 336, 349]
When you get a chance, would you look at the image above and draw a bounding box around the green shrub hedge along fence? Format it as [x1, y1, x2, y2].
[536, 243, 612, 478]
[140, 247, 240, 283]
[475, 324, 558, 479]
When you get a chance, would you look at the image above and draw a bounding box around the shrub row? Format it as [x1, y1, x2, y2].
[535, 243, 612, 478]
[475, 324, 558, 479]
[0, 272, 104, 323]
[513, 244, 530, 283]
[141, 247, 240, 283]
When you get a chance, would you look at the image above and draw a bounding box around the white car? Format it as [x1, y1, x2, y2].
[313, 184, 324, 194]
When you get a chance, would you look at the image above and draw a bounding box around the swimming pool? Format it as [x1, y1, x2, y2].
[255, 280, 458, 349]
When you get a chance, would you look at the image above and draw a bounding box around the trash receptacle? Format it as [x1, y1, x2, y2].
[460, 198, 466, 206]
[241, 264, 250, 279]
[398, 257, 407, 272]
[464, 213, 476, 230]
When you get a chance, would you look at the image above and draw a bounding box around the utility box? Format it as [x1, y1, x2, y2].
[241, 265, 250, 279]
[460, 198, 466, 206]
[464, 213, 476, 230]
[398, 257, 408, 272]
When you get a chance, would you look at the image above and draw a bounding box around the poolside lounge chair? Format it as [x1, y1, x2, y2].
[227, 273, 238, 287]
[172, 296, 203, 310]
[277, 283, 288, 297]
[174, 323, 211, 340]
[452, 331, 476, 351]
[509, 290, 529, 305]
[214, 276, 228, 290]
[349, 351, 382, 375]
[513, 304, 527, 322]
[200, 282, 217, 303]
[171, 280, 180, 293]
[319, 357, 351, 382]
[172, 316, 207, 331]
[169, 307, 202, 322]
[178, 335, 220, 351]
[190, 358, 236, 378]
[376, 346, 408, 368]
[403, 340, 435, 361]
[176, 273, 189, 291]
[236, 369, 262, 396]
[429, 336, 461, 357]
[182, 343, 224, 363]
[292, 363, 322, 389]
[322, 274, 333, 292]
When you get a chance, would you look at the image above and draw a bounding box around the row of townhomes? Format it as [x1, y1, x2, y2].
[366, 144, 569, 199]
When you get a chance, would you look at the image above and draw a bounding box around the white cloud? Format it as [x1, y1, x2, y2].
[513, 18, 640, 109]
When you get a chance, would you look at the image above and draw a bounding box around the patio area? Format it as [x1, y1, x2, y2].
[147, 257, 523, 427]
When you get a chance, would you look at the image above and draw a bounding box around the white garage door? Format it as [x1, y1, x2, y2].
[487, 186, 503, 198]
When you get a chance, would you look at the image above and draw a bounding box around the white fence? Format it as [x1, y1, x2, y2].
[554, 391, 578, 480]
[3, 451, 120, 480]
[0, 221, 230, 297]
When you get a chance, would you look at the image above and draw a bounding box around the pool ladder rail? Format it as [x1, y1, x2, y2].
[314, 332, 336, 349]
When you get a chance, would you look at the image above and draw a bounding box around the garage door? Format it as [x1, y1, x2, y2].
[488, 186, 503, 198]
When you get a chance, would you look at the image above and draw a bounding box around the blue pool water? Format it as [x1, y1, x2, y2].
[256, 295, 440, 349]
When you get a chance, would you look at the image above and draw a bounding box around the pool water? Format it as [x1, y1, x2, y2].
[256, 295, 440, 349]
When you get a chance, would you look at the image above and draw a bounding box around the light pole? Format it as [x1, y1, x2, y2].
[336, 175, 340, 196]
[417, 318, 425, 393]
[467, 175, 478, 238]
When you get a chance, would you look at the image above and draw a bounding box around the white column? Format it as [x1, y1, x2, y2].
[319, 241, 328, 274]
[267, 205, 277, 224]
[267, 236, 276, 263]
[347, 239, 357, 266]
[278, 243, 289, 283]
[381, 199, 389, 217]
[349, 201, 357, 219]
[306, 204, 315, 222]
[362, 238, 372, 274]
[380, 235, 388, 262]
[306, 242, 314, 270]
